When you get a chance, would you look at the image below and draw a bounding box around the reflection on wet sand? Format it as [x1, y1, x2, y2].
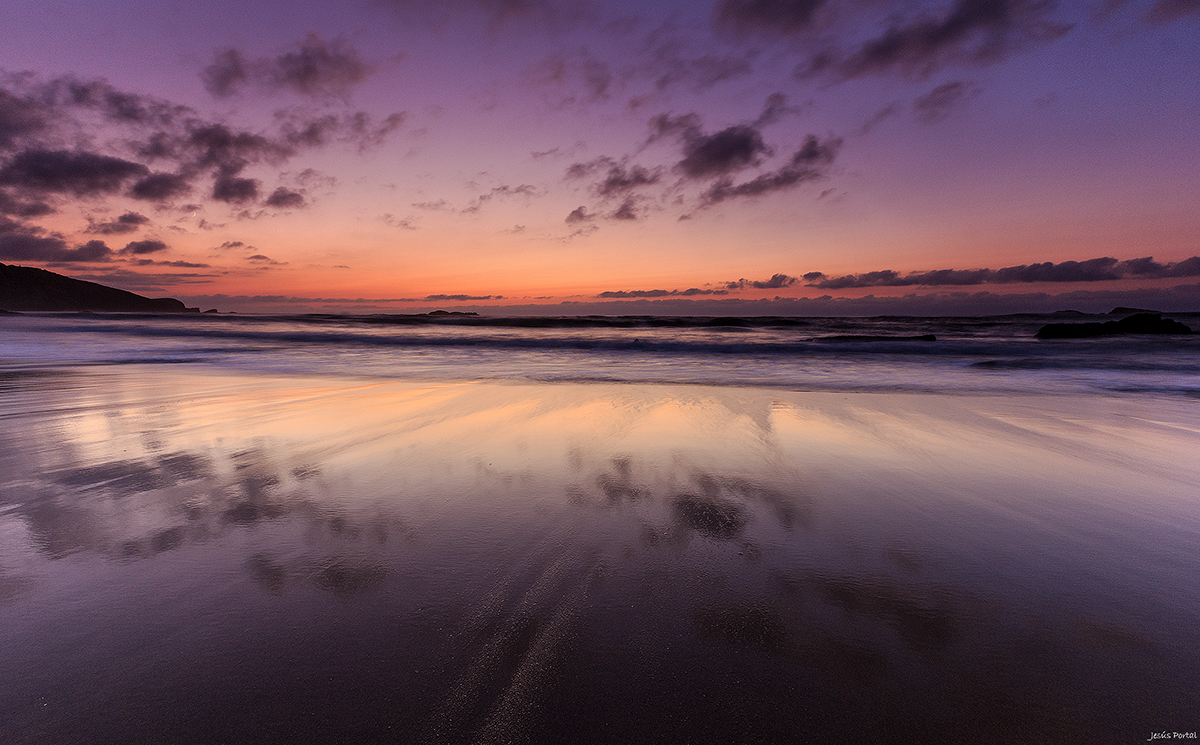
[1, 367, 1199, 743]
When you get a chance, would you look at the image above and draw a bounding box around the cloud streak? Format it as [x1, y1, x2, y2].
[806, 256, 1200, 288]
[798, 0, 1073, 79]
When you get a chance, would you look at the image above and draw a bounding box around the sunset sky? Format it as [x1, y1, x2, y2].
[1, 0, 1197, 314]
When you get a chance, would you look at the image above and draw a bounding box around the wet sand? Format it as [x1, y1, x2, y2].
[1, 366, 1198, 743]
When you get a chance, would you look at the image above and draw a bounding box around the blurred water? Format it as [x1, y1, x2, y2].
[2, 311, 1198, 395]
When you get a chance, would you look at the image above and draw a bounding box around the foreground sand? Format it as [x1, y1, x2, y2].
[1, 366, 1198, 743]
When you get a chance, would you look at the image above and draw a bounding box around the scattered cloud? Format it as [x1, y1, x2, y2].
[424, 293, 504, 301]
[713, 0, 828, 35]
[651, 114, 770, 178]
[566, 156, 662, 198]
[565, 205, 594, 223]
[797, 0, 1073, 80]
[752, 92, 807, 127]
[1145, 0, 1200, 23]
[381, 213, 417, 229]
[212, 172, 260, 204]
[726, 273, 798, 289]
[912, 80, 978, 123]
[129, 172, 192, 200]
[0, 216, 113, 263]
[0, 189, 53, 217]
[203, 35, 375, 99]
[858, 102, 903, 135]
[264, 187, 305, 209]
[247, 253, 289, 265]
[85, 211, 150, 235]
[0, 149, 148, 196]
[698, 135, 840, 206]
[120, 239, 168, 255]
[598, 287, 730, 298]
[806, 256, 1200, 288]
[462, 184, 540, 213]
[609, 198, 640, 220]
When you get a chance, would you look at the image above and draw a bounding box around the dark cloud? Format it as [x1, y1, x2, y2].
[424, 293, 504, 301]
[752, 92, 805, 127]
[462, 184, 539, 213]
[212, 172, 261, 204]
[714, 0, 828, 35]
[85, 212, 150, 235]
[132, 259, 210, 268]
[0, 149, 148, 195]
[0, 89, 50, 150]
[203, 35, 374, 99]
[129, 172, 192, 200]
[40, 76, 188, 128]
[0, 217, 112, 263]
[651, 49, 755, 92]
[912, 80, 978, 123]
[1145, 0, 1200, 22]
[649, 113, 771, 179]
[699, 135, 840, 205]
[375, 0, 588, 29]
[598, 287, 729, 298]
[798, 0, 1073, 79]
[247, 254, 288, 265]
[201, 49, 249, 98]
[680, 124, 770, 178]
[188, 124, 293, 171]
[381, 213, 416, 229]
[120, 239, 168, 256]
[727, 273, 799, 289]
[565, 206, 593, 223]
[610, 198, 639, 221]
[533, 49, 614, 105]
[0, 189, 53, 217]
[598, 163, 660, 195]
[807, 256, 1200, 288]
[265, 187, 305, 209]
[276, 110, 405, 152]
[858, 102, 903, 135]
[567, 157, 663, 199]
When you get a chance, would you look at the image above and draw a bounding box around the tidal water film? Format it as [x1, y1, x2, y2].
[2, 313, 1199, 743]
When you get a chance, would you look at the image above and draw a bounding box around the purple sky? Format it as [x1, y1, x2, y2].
[2, 0, 1198, 314]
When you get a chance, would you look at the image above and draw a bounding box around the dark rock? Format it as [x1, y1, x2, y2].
[1036, 313, 1192, 339]
[0, 262, 196, 312]
[1108, 307, 1157, 315]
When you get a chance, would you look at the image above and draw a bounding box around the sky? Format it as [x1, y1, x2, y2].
[1, 0, 1198, 315]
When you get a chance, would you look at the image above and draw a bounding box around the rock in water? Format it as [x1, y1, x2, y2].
[1036, 313, 1193, 339]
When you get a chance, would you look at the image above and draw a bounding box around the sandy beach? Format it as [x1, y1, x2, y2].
[1, 365, 1197, 743]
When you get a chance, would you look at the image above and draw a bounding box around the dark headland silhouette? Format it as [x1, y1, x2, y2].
[0, 263, 198, 313]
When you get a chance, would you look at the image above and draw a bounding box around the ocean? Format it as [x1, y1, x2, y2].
[2, 310, 1199, 394]
[1, 312, 1198, 743]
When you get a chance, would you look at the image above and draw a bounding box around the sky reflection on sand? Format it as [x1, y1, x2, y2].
[1, 368, 1199, 743]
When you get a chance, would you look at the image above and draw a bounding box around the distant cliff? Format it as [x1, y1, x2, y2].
[0, 263, 198, 313]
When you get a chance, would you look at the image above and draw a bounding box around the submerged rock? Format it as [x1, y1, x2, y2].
[1036, 313, 1193, 339]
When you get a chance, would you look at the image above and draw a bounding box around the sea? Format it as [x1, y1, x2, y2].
[1, 310, 1199, 395]
[1, 311, 1199, 744]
